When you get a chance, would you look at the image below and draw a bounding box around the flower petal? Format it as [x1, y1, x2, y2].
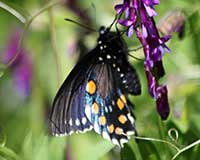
[156, 85, 170, 120]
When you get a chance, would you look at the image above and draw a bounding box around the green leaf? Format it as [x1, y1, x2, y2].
[121, 144, 136, 160]
[0, 125, 6, 147]
[187, 10, 200, 64]
[172, 101, 189, 133]
[0, 64, 6, 78]
[191, 144, 200, 160]
[137, 140, 161, 160]
[0, 146, 21, 160]
[71, 134, 114, 160]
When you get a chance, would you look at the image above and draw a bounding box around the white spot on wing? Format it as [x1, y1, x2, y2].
[99, 57, 103, 61]
[127, 113, 134, 124]
[112, 100, 115, 106]
[75, 119, 80, 126]
[85, 105, 91, 121]
[102, 131, 110, 140]
[112, 138, 120, 146]
[54, 132, 68, 137]
[109, 105, 112, 112]
[106, 54, 111, 59]
[126, 131, 135, 136]
[119, 138, 128, 147]
[82, 117, 87, 125]
[79, 126, 93, 133]
[69, 118, 72, 126]
[68, 131, 74, 135]
[105, 106, 108, 113]
[94, 122, 100, 134]
[122, 80, 127, 84]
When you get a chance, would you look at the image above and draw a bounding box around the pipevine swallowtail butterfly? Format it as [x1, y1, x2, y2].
[50, 25, 141, 147]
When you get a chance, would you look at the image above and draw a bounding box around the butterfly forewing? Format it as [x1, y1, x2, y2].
[50, 27, 141, 147]
[50, 51, 97, 135]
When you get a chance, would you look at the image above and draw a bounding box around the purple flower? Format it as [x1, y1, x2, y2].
[156, 85, 170, 120]
[142, 0, 159, 17]
[136, 26, 170, 119]
[115, 0, 171, 119]
[115, 0, 138, 36]
[144, 61, 157, 98]
[115, 0, 160, 36]
[3, 29, 32, 98]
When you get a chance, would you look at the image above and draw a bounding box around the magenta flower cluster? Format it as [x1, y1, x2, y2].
[115, 0, 170, 119]
[3, 29, 32, 98]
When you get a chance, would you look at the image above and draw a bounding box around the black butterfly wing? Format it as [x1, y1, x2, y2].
[120, 61, 141, 95]
[50, 49, 97, 135]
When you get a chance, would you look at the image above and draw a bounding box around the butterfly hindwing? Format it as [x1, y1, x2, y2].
[84, 62, 137, 147]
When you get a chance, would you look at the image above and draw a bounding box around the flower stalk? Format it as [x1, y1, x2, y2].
[115, 0, 171, 119]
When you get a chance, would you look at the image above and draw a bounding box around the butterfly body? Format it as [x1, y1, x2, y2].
[50, 26, 141, 147]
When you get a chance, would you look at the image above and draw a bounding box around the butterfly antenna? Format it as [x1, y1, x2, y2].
[115, 12, 124, 33]
[128, 46, 144, 61]
[107, 14, 118, 30]
[128, 46, 143, 52]
[128, 53, 144, 61]
[65, 18, 97, 32]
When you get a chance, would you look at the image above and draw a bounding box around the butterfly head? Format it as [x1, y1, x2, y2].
[97, 26, 127, 55]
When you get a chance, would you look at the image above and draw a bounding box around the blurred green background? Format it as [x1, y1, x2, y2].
[0, 0, 200, 160]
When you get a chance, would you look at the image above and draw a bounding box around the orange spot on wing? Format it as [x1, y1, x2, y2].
[108, 124, 114, 133]
[99, 116, 106, 125]
[120, 95, 126, 103]
[86, 80, 96, 94]
[115, 127, 122, 135]
[117, 98, 124, 110]
[116, 94, 127, 110]
[92, 102, 99, 114]
[118, 115, 127, 124]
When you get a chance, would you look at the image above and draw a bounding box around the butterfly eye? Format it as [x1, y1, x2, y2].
[99, 26, 107, 35]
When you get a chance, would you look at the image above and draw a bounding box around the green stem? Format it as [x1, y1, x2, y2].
[4, 0, 62, 70]
[134, 136, 180, 152]
[47, 1, 61, 86]
[171, 139, 200, 160]
[27, 0, 61, 25]
[0, 1, 27, 23]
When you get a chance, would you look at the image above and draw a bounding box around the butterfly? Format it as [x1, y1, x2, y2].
[50, 26, 141, 147]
